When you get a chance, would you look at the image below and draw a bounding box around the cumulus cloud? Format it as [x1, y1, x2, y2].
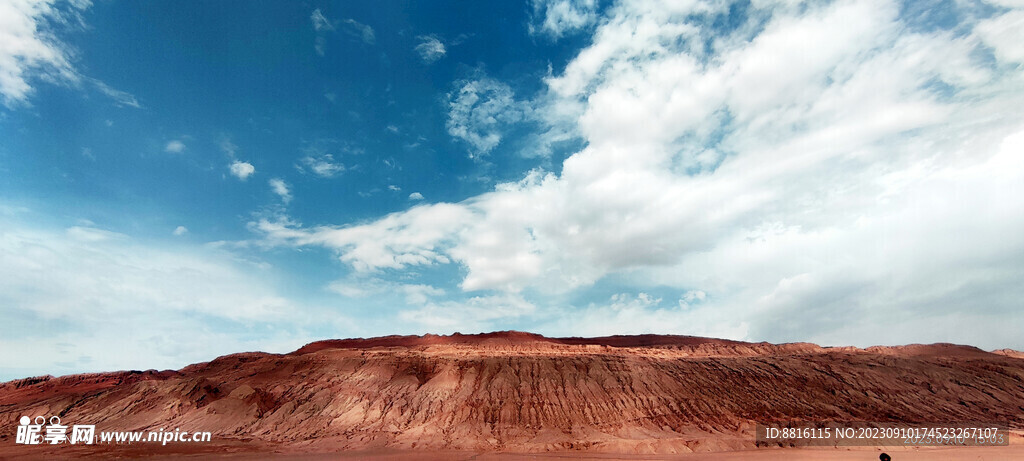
[164, 140, 186, 153]
[256, 0, 1024, 348]
[415, 35, 446, 63]
[529, 0, 599, 38]
[446, 76, 529, 157]
[408, 192, 424, 200]
[229, 160, 255, 180]
[172, 225, 188, 236]
[269, 178, 291, 203]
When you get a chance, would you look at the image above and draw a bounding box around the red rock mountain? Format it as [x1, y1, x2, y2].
[1, 331, 1023, 456]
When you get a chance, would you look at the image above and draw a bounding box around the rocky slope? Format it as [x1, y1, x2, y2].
[1, 331, 1023, 455]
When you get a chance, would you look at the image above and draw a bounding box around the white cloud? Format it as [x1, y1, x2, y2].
[255, 0, 1024, 348]
[399, 293, 535, 331]
[415, 35, 446, 63]
[408, 192, 424, 200]
[0, 217, 313, 379]
[298, 154, 344, 178]
[172, 225, 188, 236]
[88, 77, 140, 108]
[982, 0, 1024, 8]
[0, 1, 140, 109]
[401, 284, 445, 305]
[268, 178, 291, 203]
[255, 203, 474, 272]
[311, 9, 374, 55]
[529, 0, 599, 38]
[327, 277, 444, 305]
[219, 137, 238, 157]
[0, 0, 81, 105]
[164, 140, 186, 153]
[535, 292, 749, 341]
[341, 18, 375, 45]
[975, 10, 1024, 65]
[229, 160, 255, 180]
[678, 290, 706, 308]
[446, 76, 528, 157]
[310, 8, 333, 32]
[310, 9, 332, 55]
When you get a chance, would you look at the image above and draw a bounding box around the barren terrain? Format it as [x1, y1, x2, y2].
[1, 331, 1023, 459]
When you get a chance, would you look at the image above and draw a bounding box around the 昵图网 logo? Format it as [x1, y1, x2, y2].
[14, 415, 212, 445]
[15, 416, 95, 445]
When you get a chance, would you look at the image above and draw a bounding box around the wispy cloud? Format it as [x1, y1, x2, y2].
[311, 9, 374, 55]
[172, 225, 188, 236]
[164, 140, 186, 153]
[219, 137, 238, 157]
[88, 77, 141, 108]
[341, 19, 375, 45]
[399, 293, 535, 331]
[298, 154, 344, 178]
[447, 74, 528, 157]
[0, 1, 141, 109]
[269, 178, 292, 203]
[0, 0, 81, 106]
[310, 9, 333, 55]
[327, 277, 444, 305]
[528, 0, 598, 39]
[310, 8, 333, 32]
[974, 9, 1024, 65]
[0, 217, 310, 378]
[415, 35, 446, 63]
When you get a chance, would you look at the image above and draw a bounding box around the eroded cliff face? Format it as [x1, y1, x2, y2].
[2, 332, 1023, 454]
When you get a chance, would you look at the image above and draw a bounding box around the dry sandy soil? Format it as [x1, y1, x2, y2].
[1, 331, 1022, 459]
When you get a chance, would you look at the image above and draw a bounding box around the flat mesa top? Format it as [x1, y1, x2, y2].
[289, 330, 754, 354]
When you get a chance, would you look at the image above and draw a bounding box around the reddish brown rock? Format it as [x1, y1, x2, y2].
[1, 331, 1022, 457]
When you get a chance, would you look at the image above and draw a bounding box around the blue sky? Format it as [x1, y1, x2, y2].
[2, 0, 1023, 380]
